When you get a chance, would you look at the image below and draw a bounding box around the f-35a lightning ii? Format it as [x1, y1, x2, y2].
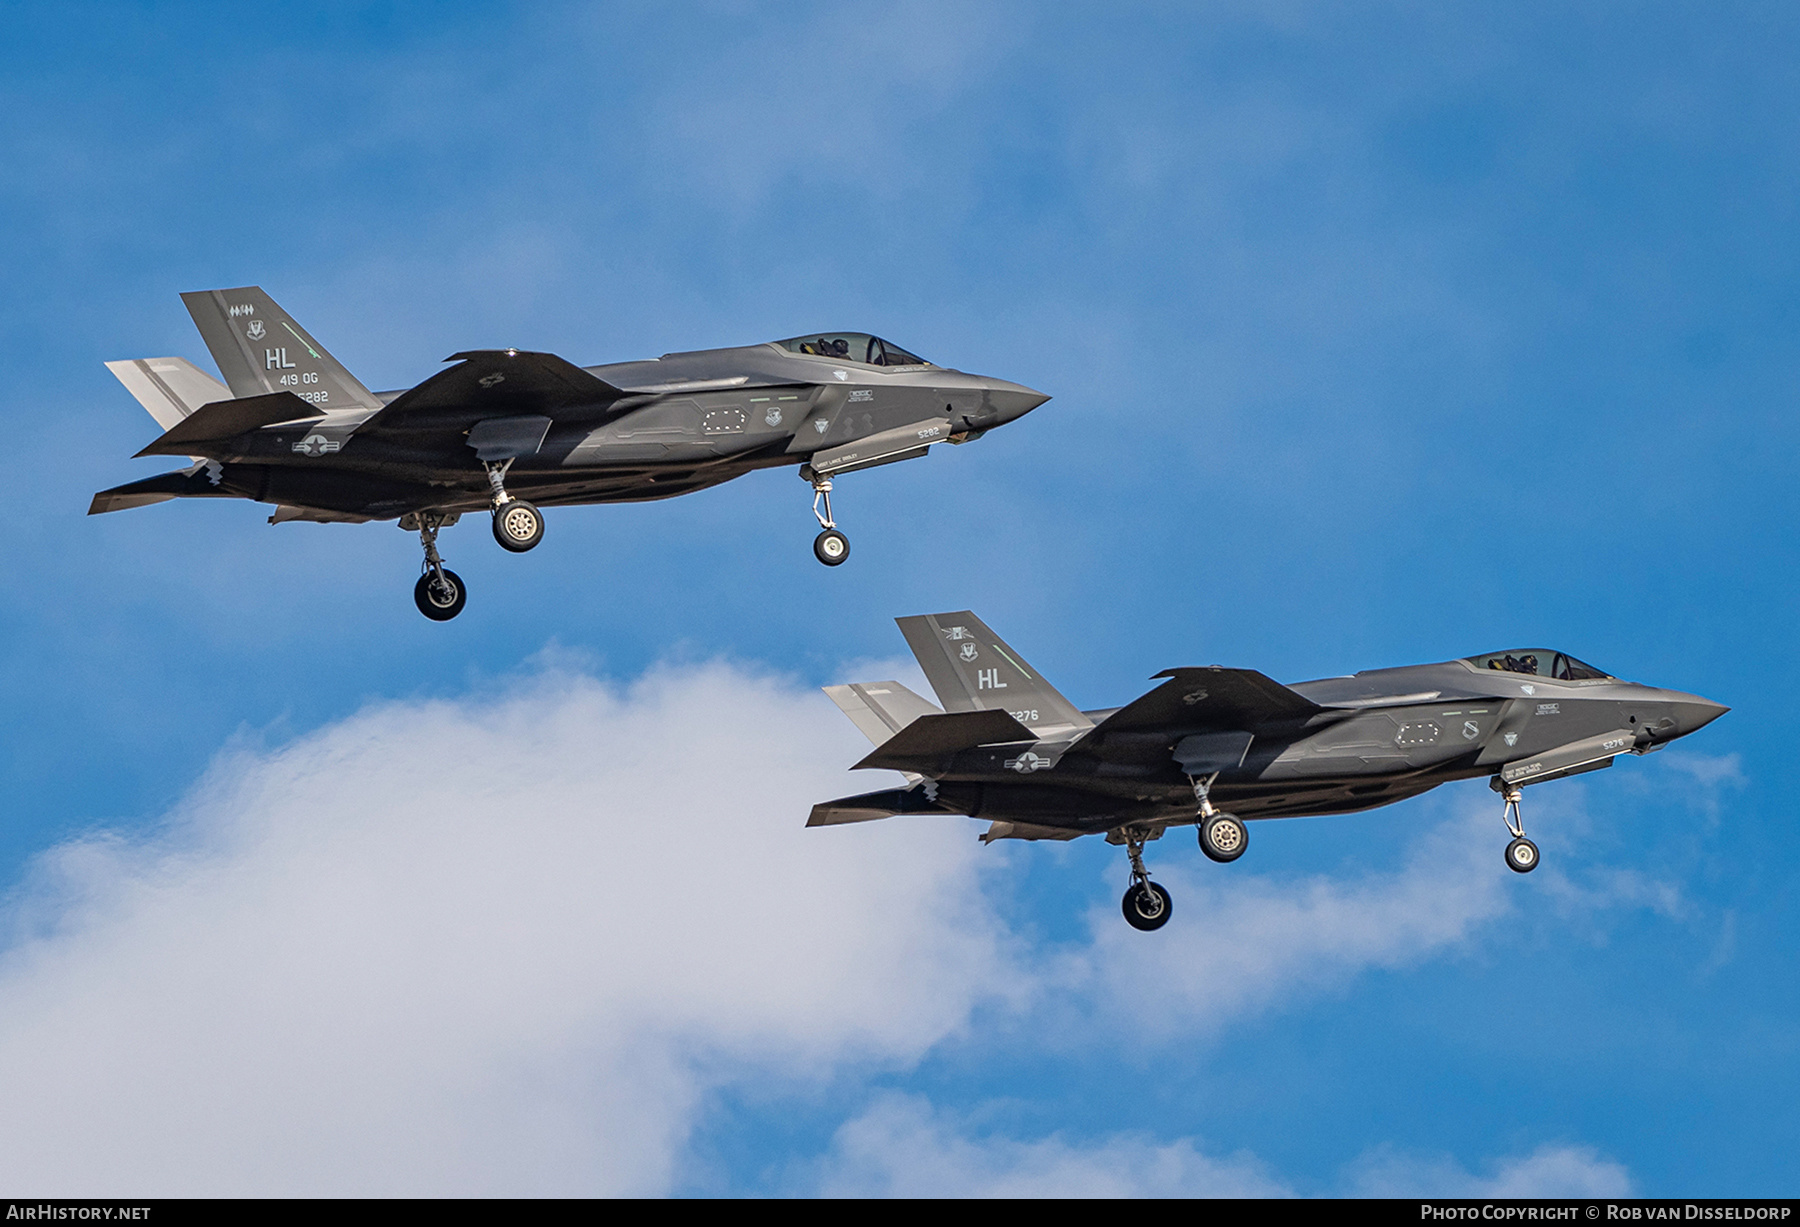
[92, 288, 1047, 619]
[812, 612, 1727, 930]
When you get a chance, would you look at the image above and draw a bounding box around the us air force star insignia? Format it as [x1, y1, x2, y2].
[1004, 751, 1047, 773]
[478, 373, 506, 389]
[959, 643, 979, 662]
[1520, 684, 1536, 696]
[1182, 689, 1208, 705]
[246, 320, 265, 341]
[833, 369, 848, 381]
[293, 434, 340, 457]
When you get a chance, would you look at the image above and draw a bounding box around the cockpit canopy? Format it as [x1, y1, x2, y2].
[779, 333, 929, 367]
[1468, 650, 1611, 681]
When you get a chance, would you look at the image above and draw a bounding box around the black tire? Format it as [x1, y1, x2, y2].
[813, 529, 850, 566]
[493, 500, 544, 553]
[1505, 836, 1540, 874]
[1121, 881, 1172, 931]
[414, 569, 467, 621]
[1199, 813, 1249, 863]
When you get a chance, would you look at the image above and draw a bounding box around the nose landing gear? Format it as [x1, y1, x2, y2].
[1492, 778, 1540, 873]
[1112, 825, 1171, 931]
[802, 465, 850, 566]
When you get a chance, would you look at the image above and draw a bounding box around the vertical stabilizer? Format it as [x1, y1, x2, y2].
[180, 286, 381, 410]
[895, 611, 1091, 736]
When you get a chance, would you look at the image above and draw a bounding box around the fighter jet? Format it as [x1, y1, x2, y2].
[812, 612, 1727, 930]
[92, 288, 1047, 619]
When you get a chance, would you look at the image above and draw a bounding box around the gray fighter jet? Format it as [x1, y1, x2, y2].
[92, 288, 1047, 619]
[812, 612, 1727, 930]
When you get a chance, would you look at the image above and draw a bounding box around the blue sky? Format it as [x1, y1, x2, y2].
[0, 0, 1793, 1195]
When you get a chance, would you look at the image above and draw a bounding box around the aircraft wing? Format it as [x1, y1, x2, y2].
[355, 350, 627, 437]
[1088, 666, 1322, 735]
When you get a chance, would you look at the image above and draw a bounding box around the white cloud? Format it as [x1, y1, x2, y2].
[0, 662, 1016, 1196]
[814, 1093, 1291, 1198]
[0, 660, 1667, 1195]
[1347, 1142, 1634, 1198]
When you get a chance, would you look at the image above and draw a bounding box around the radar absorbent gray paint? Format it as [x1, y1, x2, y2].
[93, 289, 1048, 620]
[813, 612, 1728, 930]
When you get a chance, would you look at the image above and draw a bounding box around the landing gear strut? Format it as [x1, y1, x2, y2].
[1492, 777, 1539, 873]
[408, 513, 467, 621]
[801, 464, 850, 566]
[1114, 825, 1172, 931]
[485, 460, 544, 553]
[1190, 773, 1249, 863]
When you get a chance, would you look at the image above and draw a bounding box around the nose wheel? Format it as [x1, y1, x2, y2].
[802, 465, 850, 566]
[1112, 825, 1171, 931]
[405, 512, 467, 621]
[1492, 778, 1540, 874]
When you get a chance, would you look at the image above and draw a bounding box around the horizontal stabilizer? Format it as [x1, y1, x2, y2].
[134, 391, 320, 457]
[1500, 729, 1636, 787]
[89, 464, 236, 514]
[824, 681, 942, 746]
[1091, 667, 1322, 735]
[806, 785, 958, 827]
[852, 708, 1034, 772]
[105, 358, 228, 431]
[809, 417, 951, 477]
[358, 350, 626, 435]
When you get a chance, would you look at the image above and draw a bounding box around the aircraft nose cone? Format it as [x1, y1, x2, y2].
[1674, 696, 1730, 736]
[984, 381, 1050, 425]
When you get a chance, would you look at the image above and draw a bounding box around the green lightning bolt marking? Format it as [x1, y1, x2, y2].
[282, 320, 321, 360]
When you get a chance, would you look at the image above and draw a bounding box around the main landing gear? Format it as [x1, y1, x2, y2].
[1114, 825, 1172, 931]
[485, 460, 544, 554]
[401, 462, 544, 620]
[1110, 778, 1254, 932]
[1492, 777, 1540, 873]
[801, 465, 850, 566]
[409, 513, 467, 621]
[1191, 773, 1249, 864]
